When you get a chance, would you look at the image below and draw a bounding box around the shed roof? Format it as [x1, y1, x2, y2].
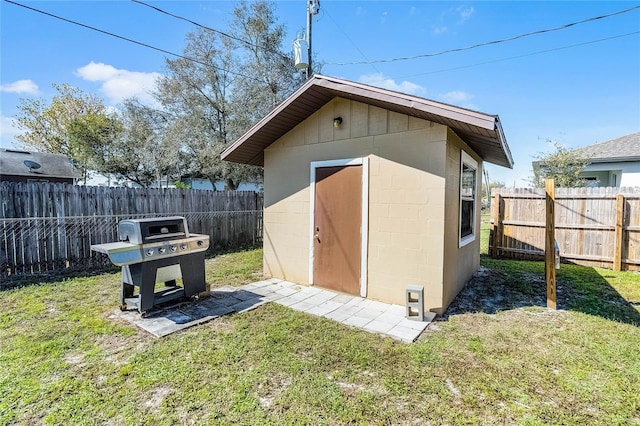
[572, 132, 640, 163]
[222, 74, 513, 168]
[0, 149, 79, 179]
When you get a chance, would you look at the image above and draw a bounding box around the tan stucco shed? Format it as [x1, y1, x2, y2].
[222, 75, 513, 315]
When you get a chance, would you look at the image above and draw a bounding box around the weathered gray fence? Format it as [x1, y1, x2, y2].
[490, 187, 640, 271]
[0, 182, 263, 285]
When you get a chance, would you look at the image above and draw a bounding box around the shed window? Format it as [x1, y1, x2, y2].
[459, 151, 477, 247]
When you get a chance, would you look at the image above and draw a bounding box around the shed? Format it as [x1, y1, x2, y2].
[0, 149, 79, 184]
[222, 75, 513, 315]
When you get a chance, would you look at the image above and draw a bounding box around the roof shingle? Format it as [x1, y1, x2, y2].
[572, 132, 640, 162]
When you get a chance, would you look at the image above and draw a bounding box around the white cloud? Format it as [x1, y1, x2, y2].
[75, 62, 161, 105]
[434, 5, 474, 34]
[355, 6, 365, 16]
[0, 79, 39, 95]
[438, 91, 477, 109]
[409, 6, 418, 16]
[456, 6, 474, 23]
[433, 26, 448, 35]
[380, 11, 388, 24]
[359, 73, 426, 96]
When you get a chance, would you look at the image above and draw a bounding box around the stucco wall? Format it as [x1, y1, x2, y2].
[582, 161, 640, 188]
[441, 129, 482, 313]
[263, 97, 451, 312]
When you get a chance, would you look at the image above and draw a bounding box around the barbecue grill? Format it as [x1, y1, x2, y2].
[91, 216, 209, 316]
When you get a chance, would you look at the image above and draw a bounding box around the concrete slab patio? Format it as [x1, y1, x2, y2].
[113, 279, 435, 342]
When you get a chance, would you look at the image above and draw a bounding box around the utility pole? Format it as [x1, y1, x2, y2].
[293, 0, 320, 78]
[306, 0, 320, 78]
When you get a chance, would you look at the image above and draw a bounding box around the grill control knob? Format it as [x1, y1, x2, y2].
[180, 244, 187, 250]
[146, 249, 154, 257]
[197, 240, 204, 247]
[170, 245, 177, 252]
[158, 247, 166, 254]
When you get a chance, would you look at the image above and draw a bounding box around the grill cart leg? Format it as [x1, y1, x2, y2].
[120, 266, 135, 311]
[121, 263, 156, 314]
[180, 252, 206, 297]
[121, 282, 135, 310]
[139, 262, 158, 315]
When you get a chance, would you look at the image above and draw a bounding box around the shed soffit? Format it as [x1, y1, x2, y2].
[221, 74, 513, 169]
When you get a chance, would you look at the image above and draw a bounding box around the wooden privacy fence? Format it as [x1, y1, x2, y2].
[490, 187, 640, 271]
[1, 182, 263, 285]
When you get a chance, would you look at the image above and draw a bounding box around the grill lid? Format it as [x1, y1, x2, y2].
[119, 216, 190, 245]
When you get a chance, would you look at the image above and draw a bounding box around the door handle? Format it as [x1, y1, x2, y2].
[314, 234, 320, 243]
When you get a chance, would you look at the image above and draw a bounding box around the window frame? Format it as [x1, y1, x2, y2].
[459, 150, 478, 248]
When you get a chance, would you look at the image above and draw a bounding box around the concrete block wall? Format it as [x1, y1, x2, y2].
[263, 97, 474, 313]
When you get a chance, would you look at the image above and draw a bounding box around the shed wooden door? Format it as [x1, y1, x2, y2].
[313, 165, 362, 295]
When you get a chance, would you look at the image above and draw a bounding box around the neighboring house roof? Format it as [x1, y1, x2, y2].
[571, 132, 640, 163]
[0, 148, 79, 179]
[222, 74, 514, 168]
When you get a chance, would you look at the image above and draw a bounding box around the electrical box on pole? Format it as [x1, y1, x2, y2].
[293, 0, 320, 78]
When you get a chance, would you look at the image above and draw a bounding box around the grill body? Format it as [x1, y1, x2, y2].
[92, 216, 209, 315]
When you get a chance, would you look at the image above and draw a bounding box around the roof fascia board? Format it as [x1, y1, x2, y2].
[314, 76, 497, 130]
[0, 172, 77, 178]
[494, 117, 514, 168]
[222, 77, 319, 160]
[586, 156, 640, 163]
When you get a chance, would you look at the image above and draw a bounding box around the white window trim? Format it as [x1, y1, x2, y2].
[309, 157, 369, 297]
[459, 150, 478, 248]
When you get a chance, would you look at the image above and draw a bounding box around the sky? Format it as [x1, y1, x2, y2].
[1, 0, 639, 186]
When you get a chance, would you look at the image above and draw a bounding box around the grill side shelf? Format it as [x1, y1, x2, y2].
[91, 242, 144, 266]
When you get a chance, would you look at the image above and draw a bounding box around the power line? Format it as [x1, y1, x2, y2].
[371, 31, 640, 82]
[321, 7, 381, 75]
[131, 0, 291, 61]
[3, 0, 254, 80]
[326, 5, 640, 66]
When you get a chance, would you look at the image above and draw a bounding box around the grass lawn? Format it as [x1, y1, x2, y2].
[1, 245, 639, 424]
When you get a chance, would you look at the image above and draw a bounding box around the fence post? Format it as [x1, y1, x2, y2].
[545, 178, 556, 310]
[491, 192, 503, 258]
[613, 194, 625, 271]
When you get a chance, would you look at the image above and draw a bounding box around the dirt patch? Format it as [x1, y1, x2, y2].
[256, 377, 291, 408]
[96, 332, 151, 364]
[206, 315, 234, 334]
[326, 372, 386, 397]
[445, 378, 462, 404]
[461, 261, 639, 323]
[437, 266, 548, 321]
[144, 386, 172, 411]
[64, 352, 85, 366]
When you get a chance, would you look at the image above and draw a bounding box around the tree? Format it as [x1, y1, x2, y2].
[15, 83, 113, 181]
[530, 141, 590, 188]
[229, 0, 304, 131]
[67, 112, 122, 183]
[155, 0, 301, 190]
[90, 99, 182, 188]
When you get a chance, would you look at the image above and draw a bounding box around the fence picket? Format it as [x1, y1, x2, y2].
[0, 182, 263, 286]
[491, 187, 640, 270]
